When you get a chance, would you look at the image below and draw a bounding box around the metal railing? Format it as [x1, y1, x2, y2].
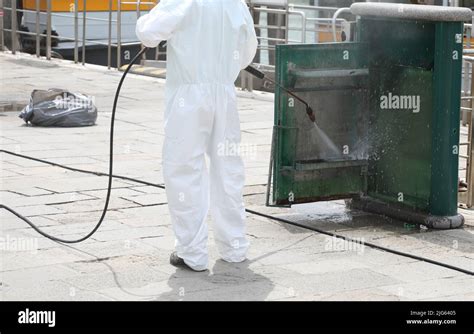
[460, 22, 474, 207]
[289, 3, 347, 44]
[241, 3, 350, 90]
[249, 3, 349, 66]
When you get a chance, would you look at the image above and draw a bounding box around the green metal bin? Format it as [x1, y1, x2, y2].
[268, 3, 472, 229]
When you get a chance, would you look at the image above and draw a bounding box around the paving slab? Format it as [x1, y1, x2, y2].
[1, 51, 473, 301]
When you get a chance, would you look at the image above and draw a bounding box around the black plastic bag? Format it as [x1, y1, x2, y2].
[19, 89, 97, 127]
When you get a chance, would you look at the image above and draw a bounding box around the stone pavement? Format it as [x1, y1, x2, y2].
[0, 51, 473, 301]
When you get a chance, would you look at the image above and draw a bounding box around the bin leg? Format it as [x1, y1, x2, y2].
[429, 22, 464, 228]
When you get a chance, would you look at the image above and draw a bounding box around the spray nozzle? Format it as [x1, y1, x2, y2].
[306, 106, 316, 123]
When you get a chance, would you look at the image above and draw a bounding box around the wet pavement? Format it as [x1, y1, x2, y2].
[1, 51, 473, 301]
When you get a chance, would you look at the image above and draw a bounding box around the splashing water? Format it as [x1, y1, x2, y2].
[347, 137, 370, 160]
[310, 122, 342, 160]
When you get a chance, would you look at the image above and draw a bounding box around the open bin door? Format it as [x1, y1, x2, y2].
[268, 43, 370, 207]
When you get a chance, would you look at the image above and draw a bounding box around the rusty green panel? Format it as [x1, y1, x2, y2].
[272, 43, 369, 206]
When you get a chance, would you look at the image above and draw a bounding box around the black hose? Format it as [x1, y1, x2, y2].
[0, 49, 472, 276]
[0, 149, 166, 189]
[0, 47, 149, 243]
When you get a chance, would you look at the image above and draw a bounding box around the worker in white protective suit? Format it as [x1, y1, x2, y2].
[136, 0, 258, 271]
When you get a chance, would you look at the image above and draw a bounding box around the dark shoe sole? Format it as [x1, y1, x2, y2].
[169, 252, 207, 272]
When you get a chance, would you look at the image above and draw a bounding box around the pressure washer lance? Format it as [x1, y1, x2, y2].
[244, 65, 340, 158]
[244, 65, 316, 123]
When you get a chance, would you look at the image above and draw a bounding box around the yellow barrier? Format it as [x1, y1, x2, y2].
[23, 0, 157, 12]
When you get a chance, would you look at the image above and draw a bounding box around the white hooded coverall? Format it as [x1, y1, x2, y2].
[136, 0, 258, 271]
